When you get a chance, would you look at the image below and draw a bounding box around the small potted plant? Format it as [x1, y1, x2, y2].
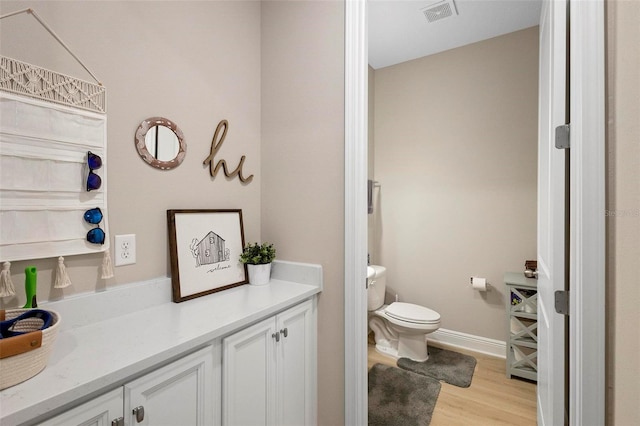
[239, 242, 276, 286]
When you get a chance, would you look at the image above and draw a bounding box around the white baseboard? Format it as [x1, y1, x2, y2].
[427, 328, 506, 359]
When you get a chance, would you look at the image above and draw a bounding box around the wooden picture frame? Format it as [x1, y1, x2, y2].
[167, 209, 248, 302]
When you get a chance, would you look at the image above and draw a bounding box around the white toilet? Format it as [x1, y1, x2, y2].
[367, 265, 441, 362]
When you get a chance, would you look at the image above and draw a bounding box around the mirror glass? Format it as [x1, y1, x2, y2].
[145, 125, 179, 161]
[135, 117, 186, 170]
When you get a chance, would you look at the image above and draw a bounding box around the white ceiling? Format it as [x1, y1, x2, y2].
[369, 0, 542, 69]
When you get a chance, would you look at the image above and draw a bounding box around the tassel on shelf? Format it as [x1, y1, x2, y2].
[54, 256, 72, 288]
[101, 250, 114, 279]
[0, 261, 17, 297]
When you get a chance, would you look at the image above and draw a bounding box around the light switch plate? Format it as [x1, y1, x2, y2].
[115, 234, 136, 266]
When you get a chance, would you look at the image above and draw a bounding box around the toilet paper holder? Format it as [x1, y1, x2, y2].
[470, 276, 490, 291]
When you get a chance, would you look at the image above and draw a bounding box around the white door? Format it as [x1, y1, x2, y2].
[125, 345, 215, 426]
[537, 0, 567, 424]
[277, 300, 316, 426]
[222, 317, 277, 426]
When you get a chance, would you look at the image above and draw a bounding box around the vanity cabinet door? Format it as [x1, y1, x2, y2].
[222, 317, 277, 426]
[222, 298, 317, 426]
[277, 299, 316, 426]
[37, 388, 124, 426]
[124, 344, 216, 426]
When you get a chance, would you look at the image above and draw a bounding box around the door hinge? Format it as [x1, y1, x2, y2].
[555, 290, 570, 315]
[555, 124, 570, 149]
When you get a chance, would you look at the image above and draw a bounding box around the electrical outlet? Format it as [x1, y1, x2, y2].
[115, 234, 136, 266]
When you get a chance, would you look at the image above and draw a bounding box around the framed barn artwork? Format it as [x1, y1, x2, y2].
[167, 209, 248, 302]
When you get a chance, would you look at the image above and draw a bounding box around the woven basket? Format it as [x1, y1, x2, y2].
[0, 309, 60, 390]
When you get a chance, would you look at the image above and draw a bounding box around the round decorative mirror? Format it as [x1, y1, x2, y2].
[135, 117, 186, 170]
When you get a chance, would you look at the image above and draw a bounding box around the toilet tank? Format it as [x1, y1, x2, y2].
[367, 265, 387, 311]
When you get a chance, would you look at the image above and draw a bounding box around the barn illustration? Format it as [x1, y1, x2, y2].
[190, 231, 228, 266]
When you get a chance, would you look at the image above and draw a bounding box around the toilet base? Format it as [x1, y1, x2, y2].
[373, 334, 430, 362]
[374, 343, 400, 360]
[397, 333, 429, 362]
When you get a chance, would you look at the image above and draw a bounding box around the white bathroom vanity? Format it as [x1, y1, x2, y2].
[0, 260, 321, 426]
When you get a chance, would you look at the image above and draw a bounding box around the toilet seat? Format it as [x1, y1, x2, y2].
[383, 302, 440, 325]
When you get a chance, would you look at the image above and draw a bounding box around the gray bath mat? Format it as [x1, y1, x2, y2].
[397, 346, 477, 388]
[368, 363, 441, 426]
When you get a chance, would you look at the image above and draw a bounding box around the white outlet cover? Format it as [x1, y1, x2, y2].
[115, 234, 136, 266]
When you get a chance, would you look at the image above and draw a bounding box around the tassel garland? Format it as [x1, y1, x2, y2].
[101, 250, 114, 279]
[54, 256, 72, 288]
[0, 261, 16, 297]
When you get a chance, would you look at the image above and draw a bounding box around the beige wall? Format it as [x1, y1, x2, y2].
[260, 2, 345, 424]
[607, 0, 640, 424]
[371, 27, 539, 341]
[0, 1, 262, 302]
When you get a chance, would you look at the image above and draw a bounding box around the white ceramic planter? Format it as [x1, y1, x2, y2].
[247, 263, 271, 286]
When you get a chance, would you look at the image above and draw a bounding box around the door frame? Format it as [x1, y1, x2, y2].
[343, 0, 606, 424]
[568, 0, 606, 424]
[344, 0, 368, 424]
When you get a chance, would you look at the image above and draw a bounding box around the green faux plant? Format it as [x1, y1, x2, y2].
[239, 242, 276, 265]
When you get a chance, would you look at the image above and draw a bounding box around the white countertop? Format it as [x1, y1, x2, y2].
[0, 261, 322, 425]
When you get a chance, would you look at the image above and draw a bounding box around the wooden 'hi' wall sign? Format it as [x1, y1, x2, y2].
[203, 119, 254, 184]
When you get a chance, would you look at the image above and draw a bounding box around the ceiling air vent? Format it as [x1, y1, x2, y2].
[421, 0, 458, 23]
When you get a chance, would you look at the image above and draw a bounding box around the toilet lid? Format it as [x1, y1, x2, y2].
[385, 302, 440, 324]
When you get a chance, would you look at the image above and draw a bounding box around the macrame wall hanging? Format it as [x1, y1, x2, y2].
[0, 8, 112, 293]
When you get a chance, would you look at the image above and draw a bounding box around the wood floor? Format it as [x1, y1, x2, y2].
[368, 343, 537, 426]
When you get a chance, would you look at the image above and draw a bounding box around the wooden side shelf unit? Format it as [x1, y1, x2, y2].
[504, 272, 538, 381]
